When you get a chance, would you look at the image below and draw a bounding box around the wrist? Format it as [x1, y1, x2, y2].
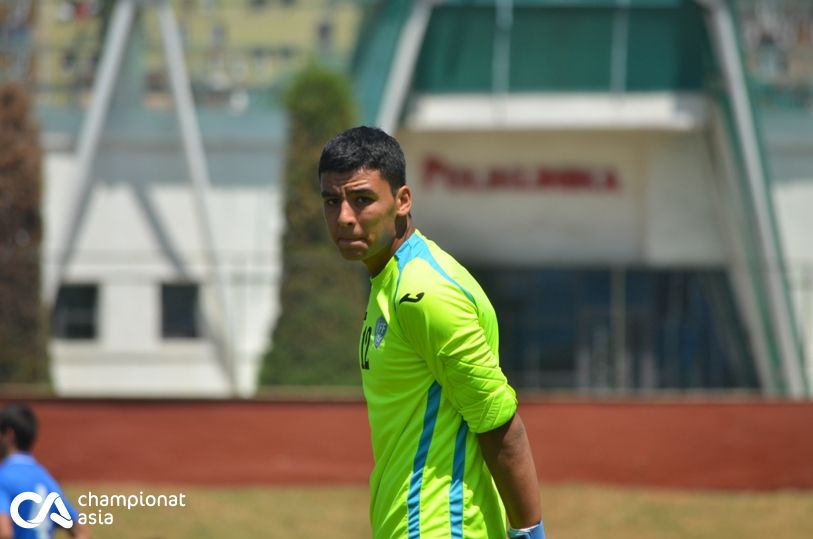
[508, 520, 545, 539]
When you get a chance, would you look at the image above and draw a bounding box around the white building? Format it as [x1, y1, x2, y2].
[41, 2, 286, 397]
[36, 0, 813, 398]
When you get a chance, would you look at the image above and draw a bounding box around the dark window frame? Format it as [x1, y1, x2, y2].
[161, 282, 201, 339]
[52, 283, 99, 340]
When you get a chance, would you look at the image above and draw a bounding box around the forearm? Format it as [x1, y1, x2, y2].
[477, 412, 542, 529]
[0, 515, 11, 539]
[67, 522, 91, 538]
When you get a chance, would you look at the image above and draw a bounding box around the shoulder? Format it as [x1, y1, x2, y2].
[395, 242, 480, 334]
[1, 457, 51, 484]
[395, 232, 476, 305]
[0, 460, 16, 481]
[398, 257, 456, 299]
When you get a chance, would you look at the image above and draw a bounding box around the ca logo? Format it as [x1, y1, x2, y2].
[10, 491, 73, 529]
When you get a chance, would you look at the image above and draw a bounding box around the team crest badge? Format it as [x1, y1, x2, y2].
[374, 316, 388, 348]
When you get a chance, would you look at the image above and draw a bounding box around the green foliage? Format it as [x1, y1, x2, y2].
[0, 83, 47, 383]
[260, 64, 366, 386]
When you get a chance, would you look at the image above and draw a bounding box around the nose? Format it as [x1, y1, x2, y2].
[337, 199, 356, 227]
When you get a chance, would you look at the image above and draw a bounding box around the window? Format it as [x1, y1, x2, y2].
[52, 284, 98, 340]
[161, 283, 200, 339]
[469, 267, 758, 392]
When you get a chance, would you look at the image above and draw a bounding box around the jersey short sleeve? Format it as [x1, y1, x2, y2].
[397, 266, 517, 434]
[47, 478, 79, 521]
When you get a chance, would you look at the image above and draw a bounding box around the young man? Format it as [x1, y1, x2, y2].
[0, 403, 90, 539]
[319, 126, 546, 538]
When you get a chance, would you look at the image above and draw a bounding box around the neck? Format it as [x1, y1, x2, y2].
[2, 448, 23, 460]
[365, 220, 415, 277]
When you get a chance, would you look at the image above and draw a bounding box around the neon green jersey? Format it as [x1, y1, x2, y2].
[360, 230, 518, 539]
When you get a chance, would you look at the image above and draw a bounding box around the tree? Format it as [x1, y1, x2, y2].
[260, 64, 366, 385]
[0, 82, 47, 383]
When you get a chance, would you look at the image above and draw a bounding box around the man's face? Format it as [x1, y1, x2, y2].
[320, 168, 411, 274]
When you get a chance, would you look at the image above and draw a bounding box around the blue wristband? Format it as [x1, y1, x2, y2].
[508, 520, 545, 539]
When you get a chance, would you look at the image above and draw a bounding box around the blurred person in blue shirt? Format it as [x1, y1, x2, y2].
[0, 403, 89, 539]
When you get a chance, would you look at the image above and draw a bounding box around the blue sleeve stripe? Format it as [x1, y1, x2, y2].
[407, 381, 442, 539]
[449, 419, 468, 539]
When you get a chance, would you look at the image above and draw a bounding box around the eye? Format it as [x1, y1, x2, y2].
[323, 197, 339, 207]
[355, 196, 374, 206]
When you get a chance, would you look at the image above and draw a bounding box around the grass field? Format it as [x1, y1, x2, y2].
[63, 483, 813, 538]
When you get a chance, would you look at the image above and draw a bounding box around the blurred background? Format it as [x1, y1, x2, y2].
[2, 0, 813, 399]
[1, 1, 813, 537]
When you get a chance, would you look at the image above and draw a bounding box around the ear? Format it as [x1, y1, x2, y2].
[395, 185, 412, 217]
[0, 428, 15, 449]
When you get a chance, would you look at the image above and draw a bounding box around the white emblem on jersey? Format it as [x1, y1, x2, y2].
[374, 316, 388, 348]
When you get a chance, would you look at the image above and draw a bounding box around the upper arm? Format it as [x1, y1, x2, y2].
[397, 271, 517, 433]
[0, 486, 10, 539]
[45, 475, 79, 522]
[46, 478, 82, 533]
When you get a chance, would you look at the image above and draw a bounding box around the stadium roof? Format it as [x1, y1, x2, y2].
[352, 0, 717, 128]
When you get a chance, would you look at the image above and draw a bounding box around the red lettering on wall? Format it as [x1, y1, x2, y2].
[422, 155, 620, 192]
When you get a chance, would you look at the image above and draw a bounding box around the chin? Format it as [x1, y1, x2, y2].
[338, 246, 367, 261]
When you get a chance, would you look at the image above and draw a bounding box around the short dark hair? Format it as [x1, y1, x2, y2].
[0, 402, 38, 451]
[318, 126, 406, 190]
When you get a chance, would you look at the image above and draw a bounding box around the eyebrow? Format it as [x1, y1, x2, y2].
[345, 187, 376, 195]
[320, 187, 376, 198]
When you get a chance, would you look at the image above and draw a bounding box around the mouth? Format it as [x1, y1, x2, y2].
[337, 237, 365, 245]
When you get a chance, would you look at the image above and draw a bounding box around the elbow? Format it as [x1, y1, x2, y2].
[477, 413, 532, 463]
